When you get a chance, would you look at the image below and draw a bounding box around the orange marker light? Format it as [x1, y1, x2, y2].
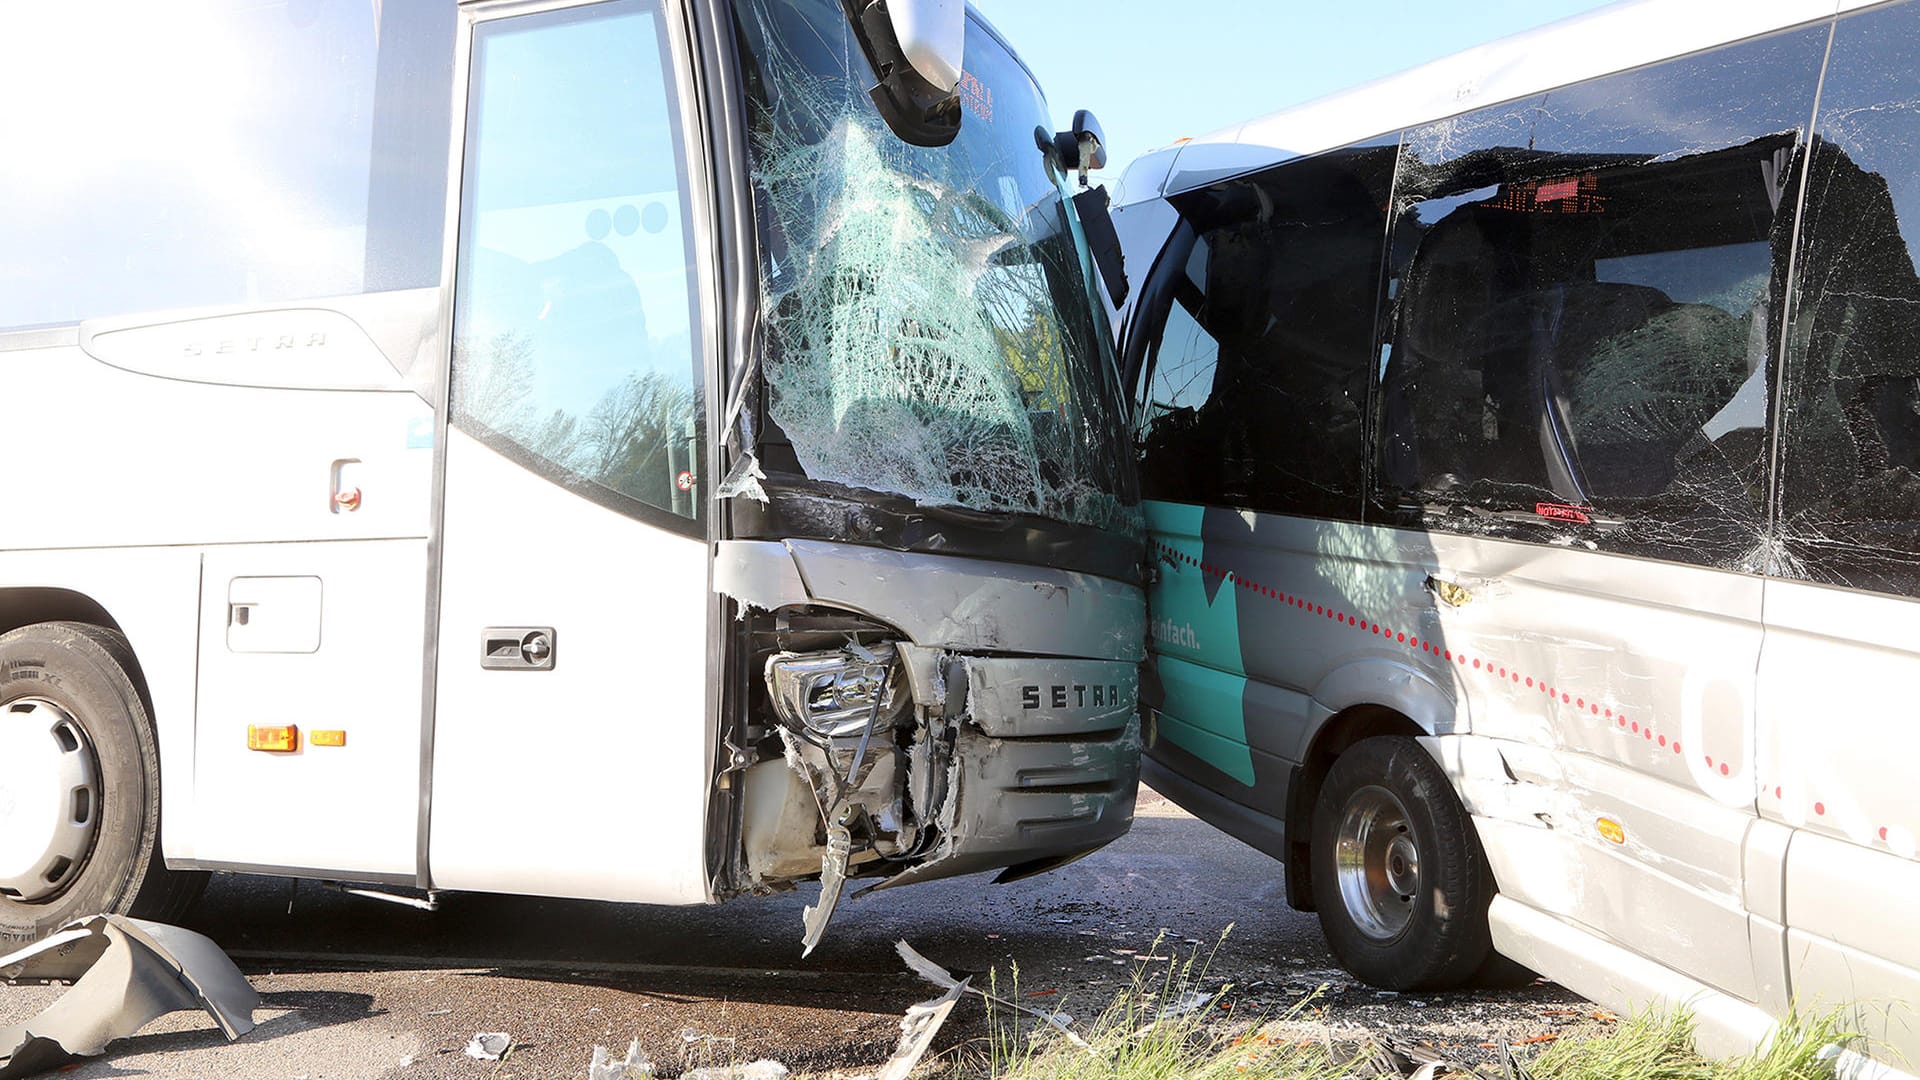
[311, 729, 347, 747]
[247, 724, 300, 752]
[1596, 817, 1626, 845]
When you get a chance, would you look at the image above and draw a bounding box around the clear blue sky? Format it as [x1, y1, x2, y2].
[972, 0, 1618, 180]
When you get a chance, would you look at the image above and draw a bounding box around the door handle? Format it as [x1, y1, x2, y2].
[481, 627, 556, 670]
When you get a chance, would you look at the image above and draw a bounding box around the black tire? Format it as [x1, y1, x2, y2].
[1309, 735, 1493, 990]
[0, 622, 207, 944]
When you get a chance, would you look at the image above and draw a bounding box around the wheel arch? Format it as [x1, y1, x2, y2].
[0, 589, 152, 715]
[0, 587, 127, 640]
[1284, 703, 1426, 909]
[1283, 658, 1462, 910]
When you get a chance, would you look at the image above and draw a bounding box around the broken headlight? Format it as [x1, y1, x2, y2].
[766, 644, 905, 738]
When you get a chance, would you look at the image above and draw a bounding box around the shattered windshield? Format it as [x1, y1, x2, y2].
[733, 0, 1140, 537]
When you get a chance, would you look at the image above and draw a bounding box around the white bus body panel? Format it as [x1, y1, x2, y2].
[427, 430, 710, 906]
[1, 329, 437, 873]
[0, 326, 433, 551]
[1759, 580, 1920, 1064]
[1118, 1, 1891, 207]
[192, 540, 427, 879]
[1152, 506, 1765, 1000]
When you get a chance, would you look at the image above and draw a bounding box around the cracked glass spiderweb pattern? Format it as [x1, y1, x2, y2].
[736, 0, 1139, 536]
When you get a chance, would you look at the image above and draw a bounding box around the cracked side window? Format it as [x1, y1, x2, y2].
[1136, 143, 1396, 522]
[1776, 3, 1920, 598]
[1377, 25, 1828, 568]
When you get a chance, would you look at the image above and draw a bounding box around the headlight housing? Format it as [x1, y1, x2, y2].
[766, 644, 904, 738]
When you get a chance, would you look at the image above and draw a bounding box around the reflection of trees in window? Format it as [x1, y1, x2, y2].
[454, 331, 696, 513]
[1378, 135, 1794, 567]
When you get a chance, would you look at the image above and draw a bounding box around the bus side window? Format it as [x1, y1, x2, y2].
[0, 4, 452, 330]
[1379, 24, 1829, 568]
[1776, 2, 1920, 598]
[1378, 96, 1550, 519]
[450, 1, 705, 529]
[1139, 145, 1393, 521]
[1136, 233, 1225, 504]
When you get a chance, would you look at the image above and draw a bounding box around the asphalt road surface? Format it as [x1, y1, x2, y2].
[2, 787, 1590, 1079]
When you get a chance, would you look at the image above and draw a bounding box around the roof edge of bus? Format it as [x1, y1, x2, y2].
[962, 3, 1050, 107]
[1120, 0, 1884, 206]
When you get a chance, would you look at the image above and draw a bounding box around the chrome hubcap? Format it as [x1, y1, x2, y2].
[1333, 785, 1421, 942]
[0, 698, 101, 902]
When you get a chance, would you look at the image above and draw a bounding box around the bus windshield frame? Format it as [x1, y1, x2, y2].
[729, 0, 1141, 574]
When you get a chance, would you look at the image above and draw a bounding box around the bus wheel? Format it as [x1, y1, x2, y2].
[0, 622, 207, 944]
[1309, 735, 1492, 990]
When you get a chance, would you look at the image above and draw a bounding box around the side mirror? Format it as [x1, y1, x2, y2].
[839, 0, 965, 148]
[1053, 109, 1108, 185]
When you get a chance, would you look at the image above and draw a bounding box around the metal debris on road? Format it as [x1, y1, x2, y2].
[0, 914, 259, 1080]
[464, 1032, 512, 1060]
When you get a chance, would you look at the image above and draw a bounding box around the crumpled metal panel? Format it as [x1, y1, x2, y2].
[0, 915, 258, 1079]
[785, 539, 1145, 661]
[866, 716, 1142, 893]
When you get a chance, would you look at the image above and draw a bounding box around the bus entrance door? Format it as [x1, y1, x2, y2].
[423, 0, 716, 905]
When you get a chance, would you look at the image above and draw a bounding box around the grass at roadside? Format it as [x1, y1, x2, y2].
[953, 936, 1857, 1080]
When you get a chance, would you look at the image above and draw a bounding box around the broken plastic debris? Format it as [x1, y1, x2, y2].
[588, 1039, 652, 1080]
[876, 978, 967, 1080]
[895, 941, 1089, 1052]
[1154, 990, 1214, 1020]
[0, 914, 259, 1080]
[464, 1032, 512, 1061]
[715, 451, 770, 504]
[682, 1061, 788, 1080]
[800, 815, 853, 957]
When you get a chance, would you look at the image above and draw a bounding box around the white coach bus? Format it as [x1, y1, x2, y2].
[0, 0, 1144, 955]
[1114, 0, 1920, 1070]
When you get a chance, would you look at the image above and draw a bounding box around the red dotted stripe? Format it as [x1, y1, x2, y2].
[1153, 538, 1905, 850]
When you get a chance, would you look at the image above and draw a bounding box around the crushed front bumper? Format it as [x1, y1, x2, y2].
[876, 655, 1142, 891]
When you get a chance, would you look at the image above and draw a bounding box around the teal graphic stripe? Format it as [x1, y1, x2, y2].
[1143, 499, 1253, 786]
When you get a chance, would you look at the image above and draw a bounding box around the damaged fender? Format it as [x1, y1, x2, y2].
[0, 915, 258, 1079]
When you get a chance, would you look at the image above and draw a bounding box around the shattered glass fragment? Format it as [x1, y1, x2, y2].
[1774, 4, 1920, 598]
[1376, 23, 1828, 572]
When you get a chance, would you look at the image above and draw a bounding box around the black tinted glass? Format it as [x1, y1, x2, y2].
[1136, 143, 1396, 520]
[1377, 26, 1828, 568]
[1776, 3, 1920, 597]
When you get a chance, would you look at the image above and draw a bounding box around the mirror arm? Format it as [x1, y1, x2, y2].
[838, 0, 963, 148]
